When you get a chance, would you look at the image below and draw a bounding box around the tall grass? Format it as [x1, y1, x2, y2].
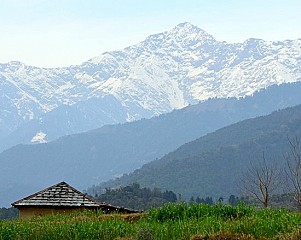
[0, 203, 301, 239]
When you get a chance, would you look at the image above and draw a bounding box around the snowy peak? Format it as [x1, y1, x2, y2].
[143, 22, 216, 50]
[169, 22, 215, 42]
[173, 22, 198, 30]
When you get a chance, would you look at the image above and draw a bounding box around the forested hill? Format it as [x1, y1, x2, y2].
[100, 104, 301, 199]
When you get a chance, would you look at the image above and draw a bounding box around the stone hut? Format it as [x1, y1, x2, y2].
[12, 181, 138, 218]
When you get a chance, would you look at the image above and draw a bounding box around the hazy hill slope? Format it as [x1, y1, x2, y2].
[1, 82, 301, 207]
[99, 104, 301, 199]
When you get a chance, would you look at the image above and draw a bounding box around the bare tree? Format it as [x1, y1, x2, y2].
[285, 137, 301, 209]
[242, 153, 282, 208]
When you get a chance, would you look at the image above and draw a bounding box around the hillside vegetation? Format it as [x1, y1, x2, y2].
[100, 104, 301, 199]
[93, 183, 177, 211]
[1, 204, 301, 239]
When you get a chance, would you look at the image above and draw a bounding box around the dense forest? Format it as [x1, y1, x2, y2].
[93, 183, 177, 211]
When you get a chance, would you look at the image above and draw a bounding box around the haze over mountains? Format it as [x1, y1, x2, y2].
[1, 82, 301, 207]
[1, 22, 301, 151]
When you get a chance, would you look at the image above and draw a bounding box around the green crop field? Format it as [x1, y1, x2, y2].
[1, 203, 301, 240]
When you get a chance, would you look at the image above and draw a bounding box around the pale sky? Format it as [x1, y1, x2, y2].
[1, 0, 300, 68]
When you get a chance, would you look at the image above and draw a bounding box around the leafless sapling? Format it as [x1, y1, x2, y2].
[242, 153, 283, 208]
[285, 137, 301, 209]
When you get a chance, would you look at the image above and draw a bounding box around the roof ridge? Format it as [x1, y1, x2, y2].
[11, 181, 104, 207]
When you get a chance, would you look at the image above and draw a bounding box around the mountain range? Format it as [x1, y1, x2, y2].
[1, 81, 301, 207]
[1, 22, 301, 152]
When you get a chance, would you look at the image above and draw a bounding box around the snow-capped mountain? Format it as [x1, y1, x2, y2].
[1, 22, 300, 148]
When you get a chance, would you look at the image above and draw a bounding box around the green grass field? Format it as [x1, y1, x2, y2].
[1, 203, 301, 240]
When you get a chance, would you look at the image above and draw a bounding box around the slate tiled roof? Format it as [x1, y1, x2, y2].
[11, 181, 104, 207]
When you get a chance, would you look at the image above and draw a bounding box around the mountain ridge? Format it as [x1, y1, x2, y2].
[1, 22, 300, 149]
